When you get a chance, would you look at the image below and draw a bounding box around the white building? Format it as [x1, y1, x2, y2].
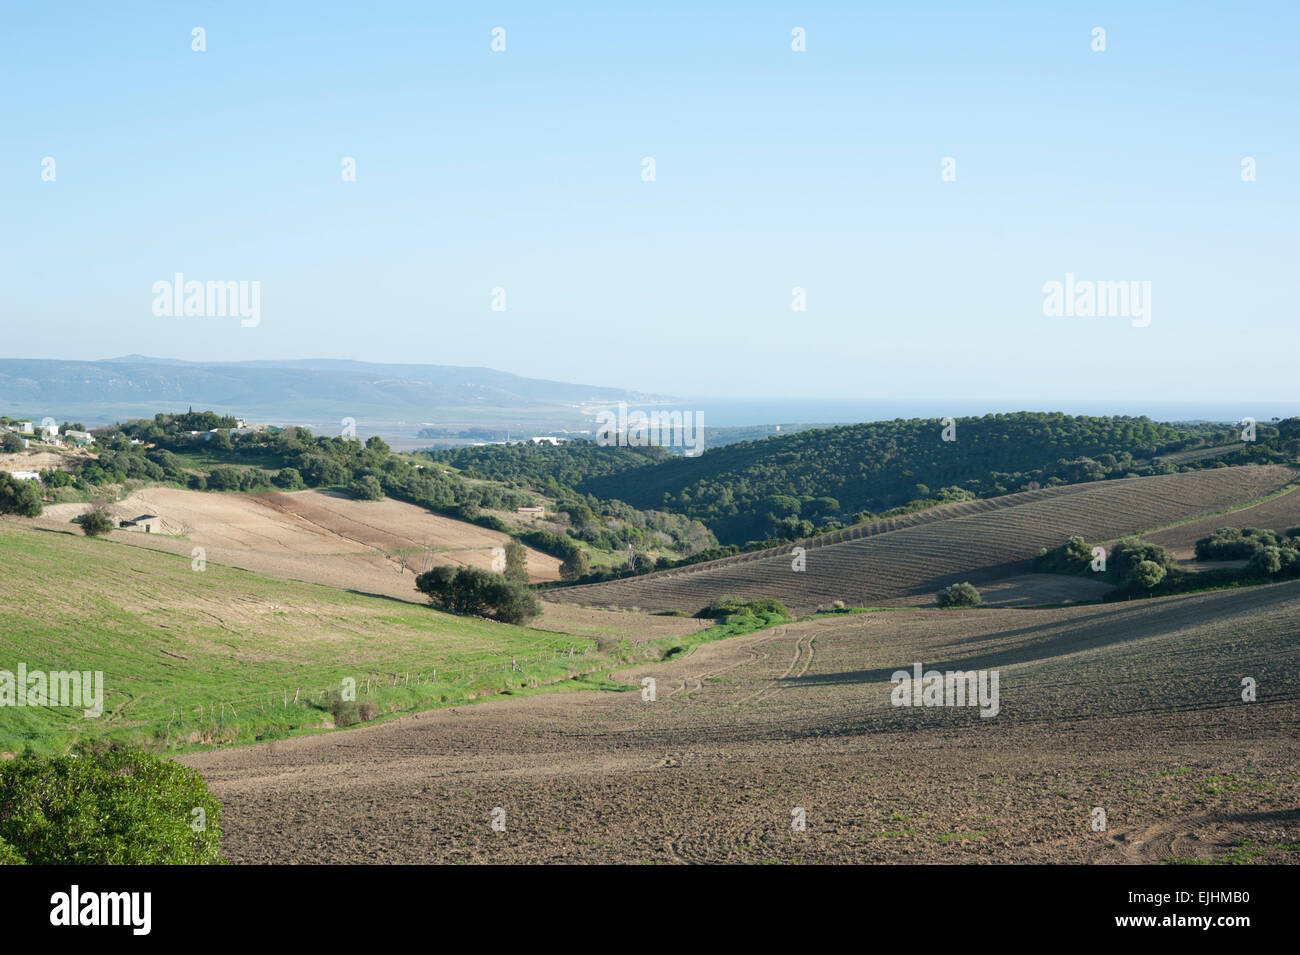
[8, 470, 40, 481]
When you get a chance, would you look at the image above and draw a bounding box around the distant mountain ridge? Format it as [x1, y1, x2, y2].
[0, 356, 664, 429]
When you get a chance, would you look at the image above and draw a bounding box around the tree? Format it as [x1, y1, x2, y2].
[1128, 559, 1167, 590]
[79, 508, 115, 537]
[415, 565, 540, 624]
[0, 432, 23, 453]
[206, 466, 242, 491]
[273, 467, 304, 490]
[1247, 546, 1283, 577]
[348, 475, 383, 501]
[936, 582, 981, 607]
[503, 540, 528, 584]
[559, 549, 590, 580]
[0, 473, 42, 517]
[0, 743, 222, 864]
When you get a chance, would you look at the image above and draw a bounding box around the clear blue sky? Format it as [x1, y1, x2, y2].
[2, 1, 1296, 403]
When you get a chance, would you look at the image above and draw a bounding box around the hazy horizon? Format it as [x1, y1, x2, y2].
[4, 1, 1296, 401]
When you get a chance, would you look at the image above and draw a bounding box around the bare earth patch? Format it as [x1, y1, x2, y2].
[182, 581, 1300, 864]
[35, 487, 561, 601]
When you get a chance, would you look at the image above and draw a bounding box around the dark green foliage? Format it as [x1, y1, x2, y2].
[1109, 538, 1175, 577]
[0, 473, 42, 517]
[695, 596, 789, 619]
[1246, 546, 1284, 576]
[568, 413, 1202, 544]
[0, 432, 23, 453]
[1033, 535, 1096, 573]
[936, 582, 982, 607]
[347, 474, 384, 501]
[520, 528, 583, 561]
[503, 540, 528, 584]
[559, 549, 590, 580]
[414, 566, 541, 624]
[273, 467, 304, 490]
[1128, 559, 1167, 589]
[206, 466, 243, 491]
[1195, 527, 1284, 561]
[78, 508, 115, 537]
[0, 743, 222, 864]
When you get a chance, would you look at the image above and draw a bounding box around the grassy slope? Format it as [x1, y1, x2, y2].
[0, 520, 772, 755]
[0, 521, 606, 754]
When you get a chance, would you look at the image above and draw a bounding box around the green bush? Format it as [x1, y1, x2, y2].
[1195, 527, 1281, 561]
[1110, 538, 1175, 577]
[695, 596, 789, 619]
[0, 744, 222, 864]
[936, 582, 982, 607]
[414, 565, 541, 624]
[78, 508, 115, 537]
[559, 549, 590, 580]
[0, 472, 43, 517]
[0, 836, 25, 865]
[1246, 546, 1284, 576]
[273, 467, 304, 490]
[1128, 559, 1167, 589]
[347, 474, 384, 501]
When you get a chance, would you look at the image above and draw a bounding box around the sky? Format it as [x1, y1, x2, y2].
[2, 1, 1297, 406]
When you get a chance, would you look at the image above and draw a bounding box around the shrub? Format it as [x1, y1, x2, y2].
[936, 582, 982, 607]
[348, 475, 384, 501]
[0, 432, 23, 453]
[1195, 527, 1281, 561]
[78, 508, 115, 537]
[695, 596, 789, 619]
[0, 472, 42, 517]
[0, 743, 222, 864]
[206, 466, 243, 491]
[1110, 538, 1175, 576]
[414, 565, 541, 624]
[273, 467, 304, 490]
[1128, 559, 1167, 589]
[559, 549, 590, 580]
[1246, 546, 1284, 576]
[0, 836, 25, 865]
[503, 540, 529, 584]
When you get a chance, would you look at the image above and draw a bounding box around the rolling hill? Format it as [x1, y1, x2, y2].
[549, 465, 1298, 615]
[0, 356, 661, 430]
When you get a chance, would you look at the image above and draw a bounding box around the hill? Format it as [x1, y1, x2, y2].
[549, 465, 1297, 615]
[35, 487, 563, 597]
[0, 518, 703, 753]
[0, 356, 660, 430]
[567, 412, 1231, 544]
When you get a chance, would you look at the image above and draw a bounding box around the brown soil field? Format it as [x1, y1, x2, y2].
[182, 580, 1300, 864]
[0, 447, 90, 472]
[35, 487, 561, 600]
[1137, 484, 1300, 559]
[548, 466, 1296, 615]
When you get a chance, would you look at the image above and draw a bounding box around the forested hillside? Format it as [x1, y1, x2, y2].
[572, 413, 1228, 544]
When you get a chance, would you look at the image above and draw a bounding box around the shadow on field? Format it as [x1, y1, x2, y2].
[783, 580, 1300, 687]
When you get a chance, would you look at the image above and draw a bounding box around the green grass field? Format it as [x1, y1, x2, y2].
[0, 519, 779, 755]
[0, 520, 620, 754]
